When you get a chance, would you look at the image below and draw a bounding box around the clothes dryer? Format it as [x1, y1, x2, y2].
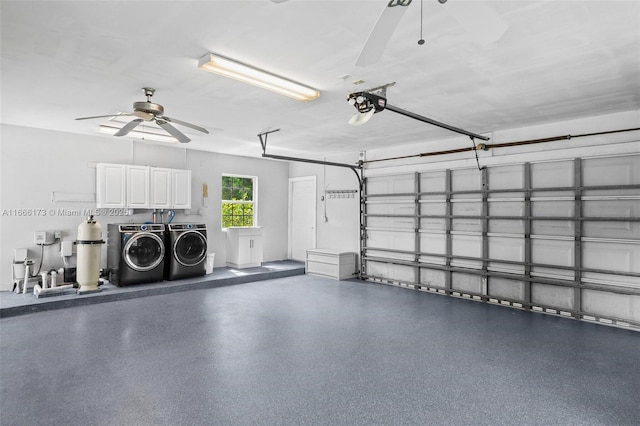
[107, 224, 166, 286]
[165, 223, 207, 280]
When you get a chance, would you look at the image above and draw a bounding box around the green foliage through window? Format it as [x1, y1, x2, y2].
[222, 176, 255, 227]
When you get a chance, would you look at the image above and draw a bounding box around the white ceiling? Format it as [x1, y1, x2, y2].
[1, 1, 639, 159]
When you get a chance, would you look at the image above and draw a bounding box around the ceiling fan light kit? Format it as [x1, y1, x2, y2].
[198, 52, 320, 102]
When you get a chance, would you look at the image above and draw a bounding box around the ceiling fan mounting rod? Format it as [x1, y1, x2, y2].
[142, 87, 155, 101]
[384, 103, 490, 141]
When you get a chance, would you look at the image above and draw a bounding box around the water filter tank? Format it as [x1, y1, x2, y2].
[76, 216, 104, 293]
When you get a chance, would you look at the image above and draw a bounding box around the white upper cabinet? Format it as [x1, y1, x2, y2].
[96, 163, 126, 208]
[126, 165, 150, 209]
[96, 163, 192, 209]
[150, 167, 172, 209]
[172, 169, 192, 209]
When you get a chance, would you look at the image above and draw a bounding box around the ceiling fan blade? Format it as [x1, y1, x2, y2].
[114, 119, 143, 136]
[75, 113, 131, 121]
[270, 0, 289, 3]
[161, 116, 209, 134]
[356, 0, 412, 67]
[444, 1, 509, 45]
[156, 120, 191, 143]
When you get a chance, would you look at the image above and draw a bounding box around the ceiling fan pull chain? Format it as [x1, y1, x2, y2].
[418, 0, 425, 45]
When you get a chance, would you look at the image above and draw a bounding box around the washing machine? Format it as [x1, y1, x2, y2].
[107, 224, 166, 286]
[165, 223, 207, 280]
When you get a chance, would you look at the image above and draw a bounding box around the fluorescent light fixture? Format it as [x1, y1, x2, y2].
[198, 52, 320, 102]
[98, 124, 179, 144]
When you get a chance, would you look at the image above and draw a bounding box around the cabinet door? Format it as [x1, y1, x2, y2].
[172, 169, 191, 209]
[126, 165, 150, 208]
[238, 235, 253, 265]
[250, 235, 263, 264]
[96, 163, 126, 208]
[150, 167, 172, 209]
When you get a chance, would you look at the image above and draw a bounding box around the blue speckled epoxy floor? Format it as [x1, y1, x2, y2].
[1, 275, 639, 425]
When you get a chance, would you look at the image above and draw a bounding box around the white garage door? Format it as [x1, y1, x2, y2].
[362, 154, 640, 328]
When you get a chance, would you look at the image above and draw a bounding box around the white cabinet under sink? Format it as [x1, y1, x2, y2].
[226, 227, 263, 268]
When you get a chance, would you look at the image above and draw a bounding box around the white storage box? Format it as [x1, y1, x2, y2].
[305, 249, 357, 280]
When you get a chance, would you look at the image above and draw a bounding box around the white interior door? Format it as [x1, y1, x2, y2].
[289, 176, 316, 261]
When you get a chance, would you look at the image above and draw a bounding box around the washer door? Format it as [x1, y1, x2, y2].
[123, 233, 165, 272]
[174, 231, 207, 267]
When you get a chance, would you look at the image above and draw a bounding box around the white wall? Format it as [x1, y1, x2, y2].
[0, 124, 289, 291]
[288, 154, 361, 255]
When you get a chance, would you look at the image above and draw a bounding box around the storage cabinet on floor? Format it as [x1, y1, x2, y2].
[305, 249, 357, 280]
[226, 227, 263, 268]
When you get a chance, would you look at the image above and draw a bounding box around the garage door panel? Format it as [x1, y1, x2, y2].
[366, 202, 414, 216]
[420, 268, 446, 288]
[531, 160, 574, 188]
[367, 175, 414, 194]
[582, 240, 639, 273]
[367, 230, 414, 251]
[582, 290, 640, 322]
[531, 283, 575, 311]
[420, 232, 445, 255]
[488, 277, 525, 301]
[488, 262, 525, 274]
[451, 273, 482, 294]
[488, 165, 523, 190]
[421, 218, 446, 231]
[583, 199, 640, 218]
[451, 234, 482, 269]
[532, 220, 575, 237]
[489, 236, 524, 263]
[420, 200, 446, 215]
[420, 171, 446, 192]
[488, 200, 524, 216]
[489, 219, 524, 234]
[452, 201, 482, 216]
[452, 169, 482, 191]
[367, 217, 414, 230]
[532, 200, 575, 217]
[452, 218, 482, 232]
[582, 155, 640, 186]
[583, 221, 640, 240]
[531, 238, 574, 267]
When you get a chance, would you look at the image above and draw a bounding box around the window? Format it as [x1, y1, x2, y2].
[221, 175, 256, 228]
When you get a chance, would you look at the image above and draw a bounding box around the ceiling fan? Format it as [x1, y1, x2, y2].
[271, 0, 508, 67]
[356, 0, 509, 66]
[75, 87, 209, 143]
